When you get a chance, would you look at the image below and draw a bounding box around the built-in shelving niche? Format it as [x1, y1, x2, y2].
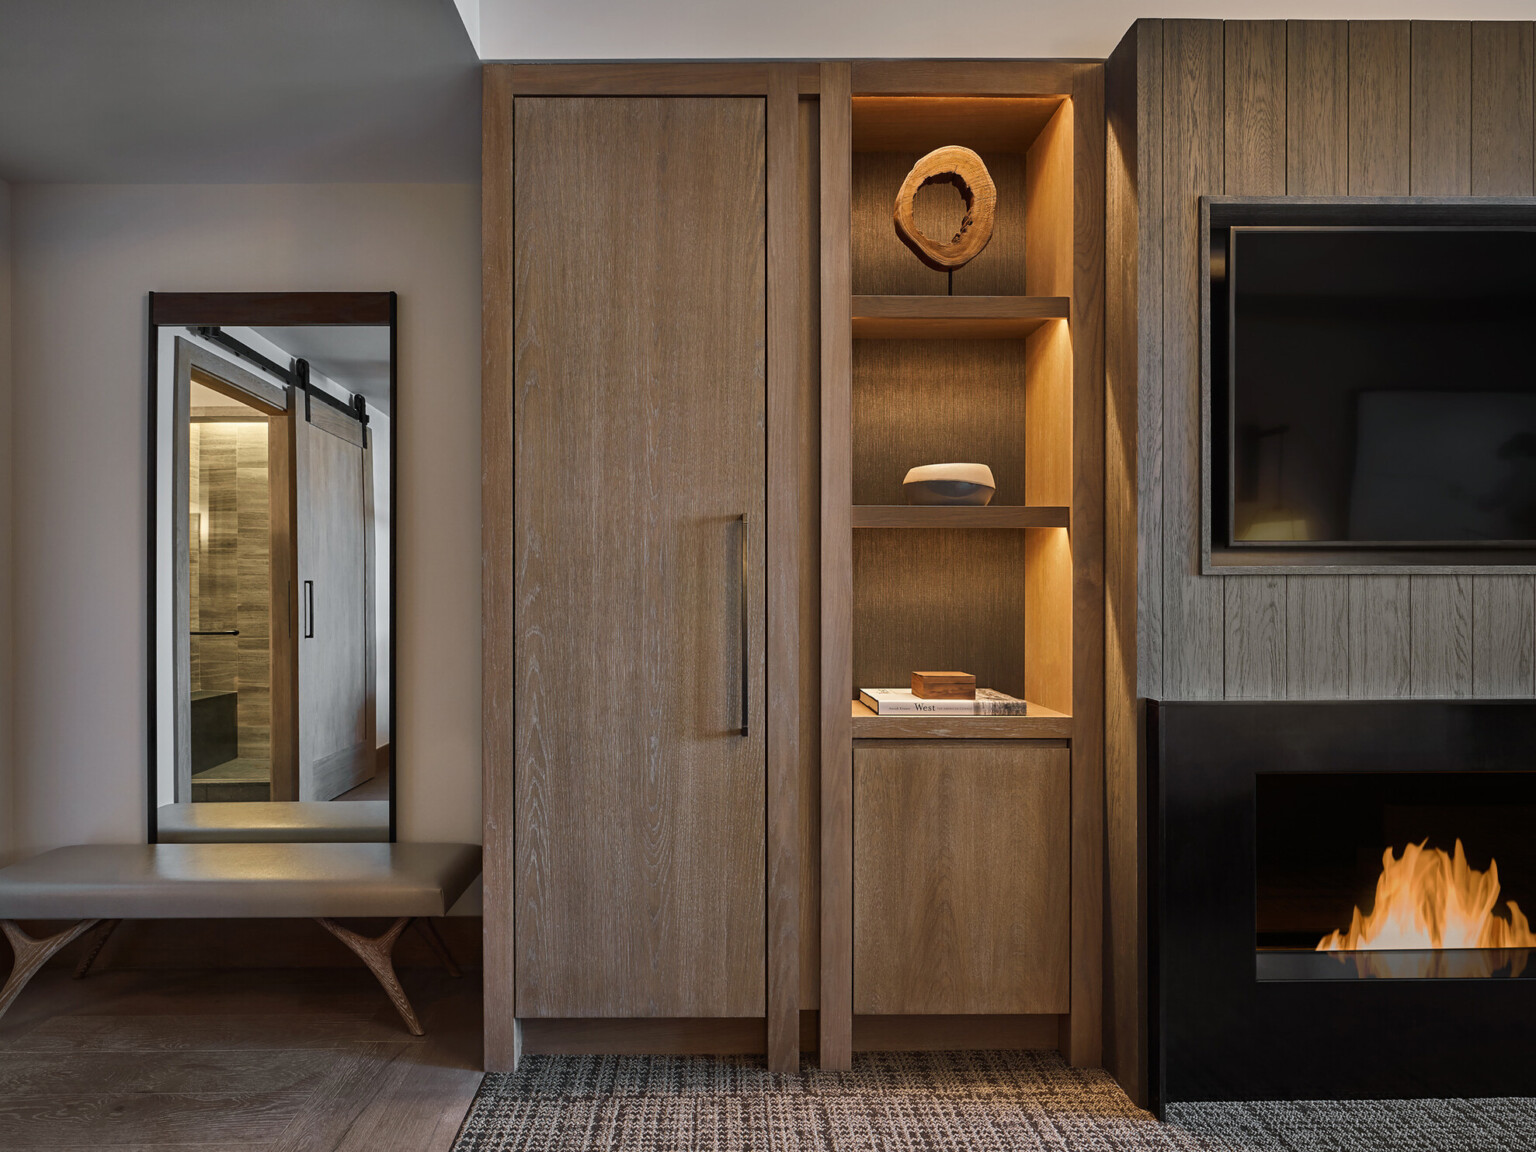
[849, 94, 1075, 736]
[851, 96, 1070, 297]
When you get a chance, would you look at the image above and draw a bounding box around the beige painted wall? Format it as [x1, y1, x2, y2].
[0, 180, 13, 864]
[9, 183, 481, 854]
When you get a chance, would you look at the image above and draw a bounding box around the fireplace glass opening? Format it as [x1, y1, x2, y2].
[1255, 772, 1536, 981]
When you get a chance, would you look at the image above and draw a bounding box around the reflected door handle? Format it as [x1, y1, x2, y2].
[738, 513, 748, 738]
[303, 580, 314, 639]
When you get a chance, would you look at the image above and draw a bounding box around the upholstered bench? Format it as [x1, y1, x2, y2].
[0, 841, 481, 1035]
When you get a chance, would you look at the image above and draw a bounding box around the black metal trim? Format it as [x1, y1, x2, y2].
[1151, 699, 1536, 1103]
[146, 294, 159, 845]
[193, 326, 293, 385]
[195, 329, 367, 425]
[1207, 199, 1536, 558]
[147, 293, 396, 840]
[387, 291, 397, 844]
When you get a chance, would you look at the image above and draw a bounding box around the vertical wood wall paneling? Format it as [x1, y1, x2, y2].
[1282, 21, 1353, 699]
[1473, 577, 1536, 697]
[1221, 22, 1288, 699]
[1470, 23, 1535, 195]
[1104, 19, 1158, 1104]
[765, 64, 801, 1075]
[797, 95, 823, 1015]
[1161, 20, 1226, 699]
[1410, 21, 1473, 196]
[1067, 61, 1107, 1069]
[1409, 577, 1474, 697]
[1345, 22, 1414, 698]
[818, 60, 854, 1073]
[1285, 578, 1350, 698]
[1471, 23, 1536, 698]
[1286, 22, 1348, 195]
[1407, 22, 1477, 699]
[1136, 25, 1167, 705]
[1348, 22, 1411, 195]
[480, 64, 520, 1072]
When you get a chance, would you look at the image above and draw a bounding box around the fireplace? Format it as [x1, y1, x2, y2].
[1149, 701, 1536, 1108]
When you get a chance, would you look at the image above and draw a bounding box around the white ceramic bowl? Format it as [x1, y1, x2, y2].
[902, 463, 996, 506]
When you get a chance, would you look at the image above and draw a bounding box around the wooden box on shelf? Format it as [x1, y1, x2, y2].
[911, 671, 976, 699]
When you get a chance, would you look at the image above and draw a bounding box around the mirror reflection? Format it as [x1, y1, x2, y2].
[153, 311, 393, 843]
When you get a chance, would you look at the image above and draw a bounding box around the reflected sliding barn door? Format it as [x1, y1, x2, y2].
[296, 407, 376, 802]
[514, 97, 767, 1018]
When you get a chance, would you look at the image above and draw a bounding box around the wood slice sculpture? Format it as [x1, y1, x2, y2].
[892, 145, 997, 272]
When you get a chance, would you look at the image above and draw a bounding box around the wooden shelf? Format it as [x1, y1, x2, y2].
[852, 295, 1069, 340]
[851, 699, 1072, 740]
[852, 505, 1069, 528]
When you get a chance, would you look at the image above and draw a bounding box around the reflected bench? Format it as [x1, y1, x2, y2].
[156, 801, 391, 843]
[0, 841, 481, 1034]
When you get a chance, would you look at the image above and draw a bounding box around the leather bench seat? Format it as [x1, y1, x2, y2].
[0, 842, 482, 1034]
[0, 842, 479, 919]
[155, 801, 392, 844]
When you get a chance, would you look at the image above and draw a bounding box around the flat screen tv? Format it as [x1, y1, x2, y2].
[1214, 225, 1536, 549]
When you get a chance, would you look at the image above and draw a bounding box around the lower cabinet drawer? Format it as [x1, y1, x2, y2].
[853, 742, 1071, 1015]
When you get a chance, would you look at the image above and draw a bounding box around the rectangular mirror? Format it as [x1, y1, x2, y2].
[149, 293, 395, 842]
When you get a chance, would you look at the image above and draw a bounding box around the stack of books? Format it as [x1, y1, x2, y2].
[858, 688, 1029, 716]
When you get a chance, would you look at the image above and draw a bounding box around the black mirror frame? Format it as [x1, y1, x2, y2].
[146, 291, 398, 842]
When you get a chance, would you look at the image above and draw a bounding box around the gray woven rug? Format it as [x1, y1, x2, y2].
[453, 1050, 1536, 1151]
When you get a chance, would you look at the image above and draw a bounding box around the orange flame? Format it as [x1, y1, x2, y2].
[1317, 840, 1534, 978]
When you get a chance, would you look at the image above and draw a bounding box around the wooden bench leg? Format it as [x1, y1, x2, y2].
[73, 919, 122, 979]
[1, 919, 100, 1020]
[315, 917, 423, 1036]
[413, 917, 462, 978]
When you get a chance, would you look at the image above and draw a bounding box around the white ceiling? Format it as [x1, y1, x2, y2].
[0, 0, 478, 182]
[472, 0, 1536, 62]
[253, 325, 393, 416]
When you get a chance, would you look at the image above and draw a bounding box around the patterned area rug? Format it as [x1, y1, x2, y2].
[453, 1049, 1534, 1151]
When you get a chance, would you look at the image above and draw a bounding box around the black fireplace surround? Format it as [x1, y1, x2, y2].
[1149, 700, 1536, 1108]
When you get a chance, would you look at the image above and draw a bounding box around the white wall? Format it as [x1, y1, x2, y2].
[10, 184, 481, 854]
[0, 180, 14, 865]
[476, 0, 1536, 60]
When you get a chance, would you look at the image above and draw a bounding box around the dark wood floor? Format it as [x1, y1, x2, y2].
[0, 963, 484, 1151]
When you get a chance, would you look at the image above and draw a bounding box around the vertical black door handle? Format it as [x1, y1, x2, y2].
[304, 580, 315, 639]
[739, 514, 749, 738]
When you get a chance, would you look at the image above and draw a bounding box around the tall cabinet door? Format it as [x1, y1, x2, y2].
[513, 97, 768, 1018]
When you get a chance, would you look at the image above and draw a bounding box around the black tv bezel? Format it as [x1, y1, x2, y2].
[1215, 220, 1536, 553]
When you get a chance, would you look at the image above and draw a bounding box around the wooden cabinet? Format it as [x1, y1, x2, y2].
[821, 62, 1104, 1067]
[853, 743, 1070, 1015]
[481, 60, 1104, 1075]
[504, 96, 769, 1020]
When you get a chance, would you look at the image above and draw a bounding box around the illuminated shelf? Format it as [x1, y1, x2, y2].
[851, 699, 1072, 739]
[851, 505, 1068, 529]
[852, 295, 1069, 339]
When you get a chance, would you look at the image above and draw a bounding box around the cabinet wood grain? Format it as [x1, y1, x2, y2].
[853, 743, 1071, 1015]
[512, 97, 767, 1019]
[819, 61, 855, 1071]
[480, 64, 518, 1072]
